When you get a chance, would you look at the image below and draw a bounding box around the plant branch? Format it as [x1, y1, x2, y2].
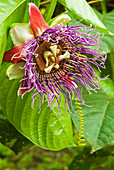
[101, 0, 107, 15]
[88, 0, 103, 4]
[40, 0, 51, 6]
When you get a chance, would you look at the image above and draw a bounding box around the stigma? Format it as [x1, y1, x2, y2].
[35, 42, 70, 73]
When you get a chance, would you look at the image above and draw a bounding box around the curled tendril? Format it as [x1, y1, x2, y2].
[75, 98, 86, 146]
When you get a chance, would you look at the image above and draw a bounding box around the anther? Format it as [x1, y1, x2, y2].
[44, 63, 55, 73]
[54, 64, 59, 69]
[57, 51, 70, 61]
[50, 45, 57, 56]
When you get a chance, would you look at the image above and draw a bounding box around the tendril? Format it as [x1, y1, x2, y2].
[75, 98, 86, 146]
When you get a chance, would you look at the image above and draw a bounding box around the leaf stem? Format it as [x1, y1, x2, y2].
[44, 0, 57, 22]
[101, 0, 107, 15]
[40, 0, 51, 6]
[88, 0, 103, 5]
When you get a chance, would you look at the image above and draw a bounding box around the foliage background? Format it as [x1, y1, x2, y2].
[0, 0, 114, 169]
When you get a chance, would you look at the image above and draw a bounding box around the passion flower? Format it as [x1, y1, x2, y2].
[3, 3, 107, 114]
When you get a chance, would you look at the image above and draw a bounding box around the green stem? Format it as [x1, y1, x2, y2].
[44, 0, 57, 23]
[40, 0, 51, 6]
[101, 0, 107, 15]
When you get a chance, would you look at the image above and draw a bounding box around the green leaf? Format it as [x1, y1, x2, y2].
[100, 78, 114, 98]
[93, 9, 114, 34]
[67, 9, 114, 53]
[0, 0, 39, 65]
[71, 89, 114, 152]
[58, 0, 113, 35]
[0, 107, 33, 154]
[0, 63, 76, 150]
[93, 9, 114, 53]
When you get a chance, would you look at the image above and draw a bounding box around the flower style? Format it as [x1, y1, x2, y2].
[3, 3, 107, 114]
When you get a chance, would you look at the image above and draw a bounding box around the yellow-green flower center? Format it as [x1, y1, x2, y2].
[35, 41, 70, 73]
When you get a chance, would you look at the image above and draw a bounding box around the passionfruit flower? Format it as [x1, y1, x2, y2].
[3, 3, 107, 114]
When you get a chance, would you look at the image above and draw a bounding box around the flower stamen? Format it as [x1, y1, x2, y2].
[34, 41, 69, 73]
[57, 51, 70, 62]
[50, 45, 57, 57]
[14, 24, 107, 114]
[44, 51, 53, 67]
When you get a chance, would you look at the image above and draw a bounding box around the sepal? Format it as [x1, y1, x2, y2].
[10, 23, 34, 46]
[6, 62, 25, 80]
[29, 3, 50, 36]
[50, 14, 71, 27]
[3, 46, 24, 64]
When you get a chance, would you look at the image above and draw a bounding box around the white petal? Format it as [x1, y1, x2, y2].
[50, 14, 71, 27]
[7, 62, 25, 80]
[10, 23, 34, 46]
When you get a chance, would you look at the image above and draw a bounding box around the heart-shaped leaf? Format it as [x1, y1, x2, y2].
[0, 63, 76, 150]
